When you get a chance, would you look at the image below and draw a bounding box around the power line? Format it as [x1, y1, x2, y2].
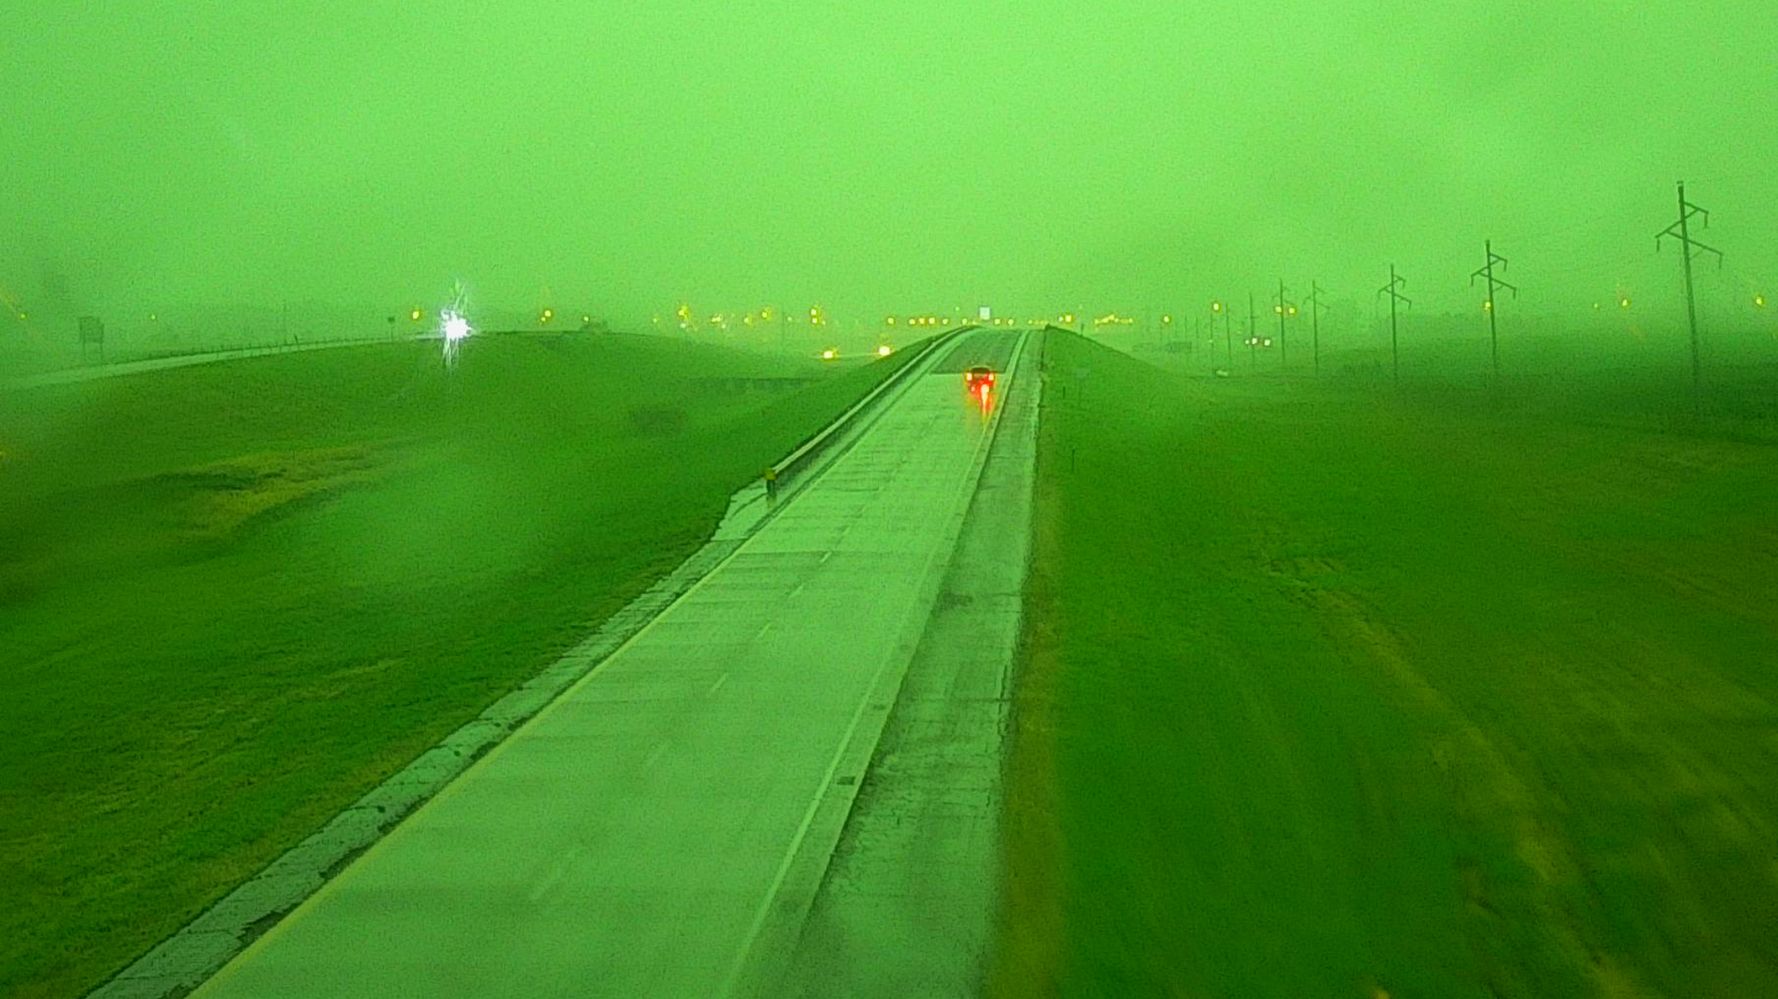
[1377, 265, 1411, 388]
[1247, 292, 1258, 369]
[1656, 180, 1724, 412]
[1305, 280, 1332, 377]
[1470, 240, 1518, 392]
[1273, 279, 1297, 372]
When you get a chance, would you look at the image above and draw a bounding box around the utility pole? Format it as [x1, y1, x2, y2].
[1213, 300, 1231, 369]
[1656, 180, 1723, 413]
[1377, 265, 1411, 387]
[1470, 240, 1518, 393]
[1305, 281, 1331, 376]
[1273, 279, 1297, 371]
[1247, 292, 1258, 369]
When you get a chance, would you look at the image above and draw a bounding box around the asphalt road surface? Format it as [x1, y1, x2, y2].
[191, 327, 1033, 998]
[7, 337, 385, 389]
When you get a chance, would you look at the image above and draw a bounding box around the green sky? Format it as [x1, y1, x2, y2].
[4, 1, 1775, 326]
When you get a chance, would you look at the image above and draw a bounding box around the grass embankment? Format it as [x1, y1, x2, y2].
[994, 331, 1778, 997]
[0, 333, 920, 999]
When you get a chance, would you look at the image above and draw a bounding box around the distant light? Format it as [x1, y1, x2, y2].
[877, 344, 893, 357]
[1162, 315, 1173, 324]
[149, 313, 158, 322]
[1620, 297, 1631, 309]
[1757, 295, 1768, 308]
[886, 315, 897, 325]
[1287, 306, 1298, 316]
[1211, 301, 1223, 313]
[440, 308, 473, 366]
[1592, 302, 1601, 311]
[409, 307, 423, 321]
[1483, 300, 1493, 311]
[1262, 337, 1273, 347]
[581, 314, 591, 324]
[820, 348, 838, 360]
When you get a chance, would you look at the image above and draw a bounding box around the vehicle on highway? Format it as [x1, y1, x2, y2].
[963, 365, 996, 408]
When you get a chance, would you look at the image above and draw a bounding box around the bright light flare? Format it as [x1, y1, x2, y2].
[439, 291, 473, 366]
[876, 344, 893, 357]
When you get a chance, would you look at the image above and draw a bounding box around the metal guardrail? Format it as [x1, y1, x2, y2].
[765, 326, 975, 504]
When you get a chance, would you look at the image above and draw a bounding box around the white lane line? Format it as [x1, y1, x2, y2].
[708, 674, 729, 696]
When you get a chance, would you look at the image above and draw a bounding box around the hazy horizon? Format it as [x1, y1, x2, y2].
[5, 2, 1776, 332]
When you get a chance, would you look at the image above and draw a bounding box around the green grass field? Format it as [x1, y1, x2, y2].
[995, 331, 1778, 997]
[0, 333, 916, 999]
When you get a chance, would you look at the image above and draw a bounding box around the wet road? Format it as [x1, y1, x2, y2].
[191, 328, 1031, 998]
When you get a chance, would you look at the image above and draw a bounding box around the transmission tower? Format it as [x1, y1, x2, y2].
[1377, 265, 1411, 387]
[1470, 240, 1518, 392]
[1305, 281, 1332, 376]
[1656, 180, 1723, 412]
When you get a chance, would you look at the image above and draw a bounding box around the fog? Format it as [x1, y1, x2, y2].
[4, 1, 1776, 336]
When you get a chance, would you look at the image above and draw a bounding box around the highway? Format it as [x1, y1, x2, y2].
[189, 327, 1033, 998]
[6, 337, 388, 389]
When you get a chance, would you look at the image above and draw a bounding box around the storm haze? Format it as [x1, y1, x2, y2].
[5, 1, 1775, 327]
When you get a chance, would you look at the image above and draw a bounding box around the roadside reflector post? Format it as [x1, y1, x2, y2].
[764, 467, 779, 503]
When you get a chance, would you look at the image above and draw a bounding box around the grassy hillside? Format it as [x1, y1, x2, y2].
[0, 333, 918, 999]
[994, 331, 1778, 997]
